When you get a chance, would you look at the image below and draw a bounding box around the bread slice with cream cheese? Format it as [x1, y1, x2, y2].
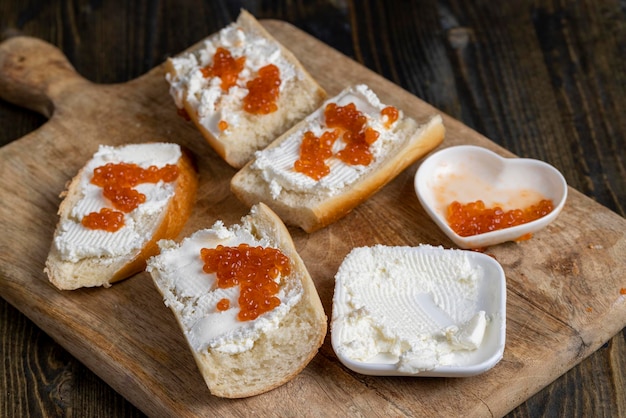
[230, 84, 445, 232]
[146, 203, 327, 398]
[165, 10, 326, 168]
[44, 142, 198, 290]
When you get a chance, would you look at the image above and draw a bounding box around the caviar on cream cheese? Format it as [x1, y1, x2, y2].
[146, 221, 303, 354]
[251, 85, 403, 199]
[53, 143, 181, 263]
[166, 16, 301, 138]
[332, 245, 500, 374]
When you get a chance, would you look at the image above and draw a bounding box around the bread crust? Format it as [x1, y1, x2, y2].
[230, 108, 445, 233]
[148, 203, 327, 398]
[44, 145, 198, 290]
[165, 10, 326, 168]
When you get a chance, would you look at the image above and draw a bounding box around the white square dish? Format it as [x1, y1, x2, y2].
[331, 245, 507, 377]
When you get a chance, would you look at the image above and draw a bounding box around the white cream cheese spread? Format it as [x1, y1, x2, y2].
[147, 221, 303, 354]
[54, 143, 181, 263]
[332, 244, 491, 374]
[166, 16, 302, 139]
[251, 84, 402, 199]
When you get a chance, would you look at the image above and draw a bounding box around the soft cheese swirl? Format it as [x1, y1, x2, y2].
[332, 244, 489, 373]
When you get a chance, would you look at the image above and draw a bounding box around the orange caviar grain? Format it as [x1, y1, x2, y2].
[620, 288, 626, 295]
[216, 298, 230, 311]
[81, 208, 125, 232]
[201, 47, 246, 91]
[218, 120, 229, 131]
[447, 199, 554, 237]
[242, 64, 281, 115]
[200, 243, 291, 321]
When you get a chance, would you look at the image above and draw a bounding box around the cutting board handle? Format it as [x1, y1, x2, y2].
[0, 36, 85, 118]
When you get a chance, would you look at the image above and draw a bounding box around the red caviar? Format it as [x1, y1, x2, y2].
[447, 199, 554, 237]
[294, 102, 381, 179]
[81, 208, 125, 232]
[200, 243, 291, 321]
[91, 162, 179, 212]
[102, 185, 146, 213]
[201, 47, 246, 91]
[218, 120, 229, 131]
[216, 298, 230, 311]
[324, 103, 379, 165]
[243, 64, 281, 114]
[381, 106, 399, 128]
[294, 130, 340, 180]
[91, 162, 179, 189]
[326, 102, 380, 166]
[83, 162, 179, 231]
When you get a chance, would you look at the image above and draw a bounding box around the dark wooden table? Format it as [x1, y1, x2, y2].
[1, 1, 624, 416]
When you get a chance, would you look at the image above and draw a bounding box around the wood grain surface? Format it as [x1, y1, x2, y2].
[1, 1, 625, 417]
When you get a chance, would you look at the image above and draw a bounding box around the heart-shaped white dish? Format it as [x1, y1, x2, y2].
[415, 145, 568, 249]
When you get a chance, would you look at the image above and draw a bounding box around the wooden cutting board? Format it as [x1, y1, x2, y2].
[1, 19, 625, 418]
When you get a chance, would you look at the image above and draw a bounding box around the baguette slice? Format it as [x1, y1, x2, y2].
[165, 10, 326, 168]
[44, 143, 198, 290]
[230, 84, 446, 232]
[146, 203, 327, 398]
